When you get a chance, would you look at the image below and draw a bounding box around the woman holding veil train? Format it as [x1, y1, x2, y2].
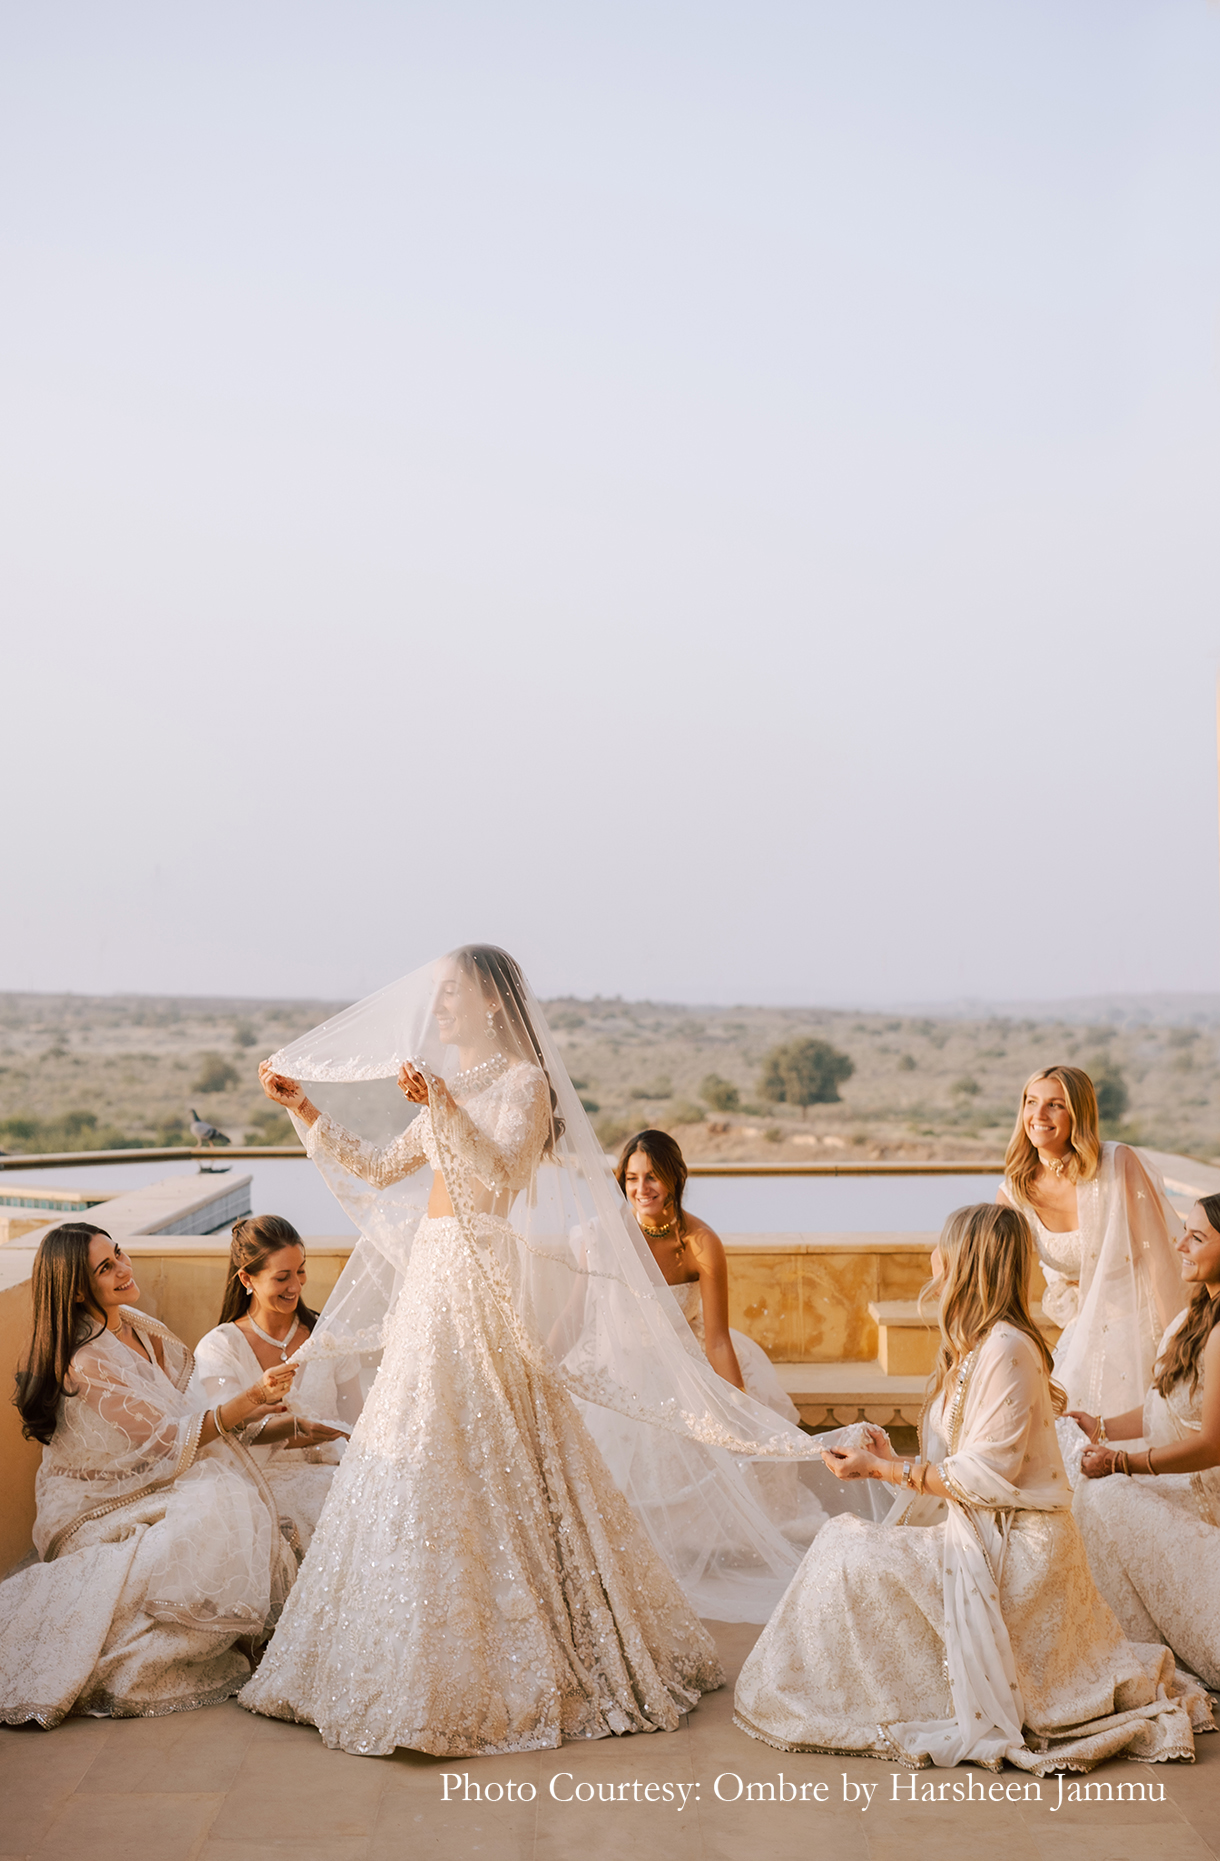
[242, 946, 854, 1758]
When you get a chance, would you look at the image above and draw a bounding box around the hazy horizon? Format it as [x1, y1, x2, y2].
[4, 2, 1218, 1008]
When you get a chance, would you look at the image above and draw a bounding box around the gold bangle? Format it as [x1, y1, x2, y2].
[1096, 1416, 1108, 1445]
[1146, 1447, 1158, 1476]
[214, 1404, 232, 1437]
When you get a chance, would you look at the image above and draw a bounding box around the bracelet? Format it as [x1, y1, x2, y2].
[1146, 1447, 1158, 1476]
[214, 1403, 232, 1437]
[1096, 1416, 1108, 1446]
[912, 1461, 930, 1495]
[901, 1460, 914, 1489]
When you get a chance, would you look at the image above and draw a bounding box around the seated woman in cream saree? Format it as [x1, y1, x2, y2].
[734, 1204, 1210, 1773]
[1073, 1193, 1220, 1689]
[0, 1223, 318, 1728]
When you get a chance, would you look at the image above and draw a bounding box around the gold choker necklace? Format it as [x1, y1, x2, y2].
[639, 1218, 677, 1240]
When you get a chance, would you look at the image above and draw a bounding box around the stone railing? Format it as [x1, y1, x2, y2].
[3, 1148, 1215, 1575]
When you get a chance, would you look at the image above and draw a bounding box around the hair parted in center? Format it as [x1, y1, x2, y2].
[448, 944, 564, 1150]
[1003, 1065, 1101, 1205]
[218, 1214, 318, 1331]
[615, 1129, 689, 1234]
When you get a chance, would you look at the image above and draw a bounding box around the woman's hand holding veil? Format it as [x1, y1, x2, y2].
[399, 1062, 455, 1115]
[258, 1061, 319, 1126]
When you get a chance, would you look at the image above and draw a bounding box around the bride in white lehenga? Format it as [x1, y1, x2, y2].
[242, 946, 864, 1757]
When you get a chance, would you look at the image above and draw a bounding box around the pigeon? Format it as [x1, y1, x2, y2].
[189, 1108, 231, 1147]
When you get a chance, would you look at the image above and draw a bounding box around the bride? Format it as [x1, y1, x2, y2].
[242, 946, 861, 1756]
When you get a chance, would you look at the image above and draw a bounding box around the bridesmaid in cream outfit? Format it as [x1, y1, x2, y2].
[1073, 1193, 1220, 1688]
[997, 1065, 1183, 1476]
[193, 1217, 345, 1549]
[733, 1203, 1208, 1773]
[616, 1129, 798, 1421]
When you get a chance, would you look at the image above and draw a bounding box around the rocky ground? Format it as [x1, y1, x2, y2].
[1, 990, 1218, 1162]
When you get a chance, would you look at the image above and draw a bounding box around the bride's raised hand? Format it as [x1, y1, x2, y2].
[399, 1063, 455, 1113]
[259, 1062, 307, 1112]
[863, 1424, 896, 1459]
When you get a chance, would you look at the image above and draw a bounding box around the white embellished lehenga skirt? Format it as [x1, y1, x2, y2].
[733, 1509, 1204, 1770]
[1074, 1469, 1220, 1690]
[239, 1214, 725, 1756]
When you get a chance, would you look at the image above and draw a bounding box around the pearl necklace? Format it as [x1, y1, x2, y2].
[246, 1313, 300, 1360]
[452, 1052, 510, 1096]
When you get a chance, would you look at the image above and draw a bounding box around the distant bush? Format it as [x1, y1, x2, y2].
[1094, 1064, 1130, 1124]
[245, 1107, 296, 1145]
[579, 1097, 600, 1114]
[629, 1076, 673, 1100]
[552, 1010, 587, 1030]
[0, 1110, 143, 1154]
[759, 1039, 854, 1115]
[898, 1054, 917, 1072]
[194, 1053, 240, 1094]
[594, 1114, 635, 1151]
[232, 1019, 258, 1049]
[951, 1076, 981, 1098]
[764, 1126, 784, 1144]
[700, 1073, 740, 1112]
[665, 1101, 706, 1127]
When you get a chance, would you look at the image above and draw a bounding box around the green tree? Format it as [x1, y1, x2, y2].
[1094, 1063, 1130, 1124]
[194, 1052, 240, 1094]
[759, 1039, 854, 1115]
[700, 1073, 740, 1112]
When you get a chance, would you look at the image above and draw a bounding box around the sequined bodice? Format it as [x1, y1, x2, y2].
[305, 1061, 550, 1200]
[670, 1279, 704, 1344]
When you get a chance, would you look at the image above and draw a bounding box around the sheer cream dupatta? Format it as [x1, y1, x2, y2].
[884, 1333, 1062, 1769]
[1054, 1145, 1185, 1416]
[269, 951, 868, 1622]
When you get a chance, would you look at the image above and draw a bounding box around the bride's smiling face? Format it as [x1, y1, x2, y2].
[431, 960, 494, 1050]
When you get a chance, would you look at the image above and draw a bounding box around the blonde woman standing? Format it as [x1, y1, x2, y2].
[733, 1204, 1208, 1772]
[998, 1066, 1183, 1442]
[1073, 1194, 1220, 1687]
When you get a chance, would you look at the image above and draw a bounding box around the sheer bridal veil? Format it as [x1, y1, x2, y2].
[273, 947, 863, 1620]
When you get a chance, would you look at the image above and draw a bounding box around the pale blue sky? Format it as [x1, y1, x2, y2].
[3, 2, 1218, 1006]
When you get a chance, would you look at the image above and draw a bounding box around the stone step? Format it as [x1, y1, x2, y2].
[772, 1359, 929, 1430]
[866, 1299, 1061, 1376]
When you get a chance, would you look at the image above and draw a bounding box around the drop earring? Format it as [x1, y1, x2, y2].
[485, 1008, 497, 1036]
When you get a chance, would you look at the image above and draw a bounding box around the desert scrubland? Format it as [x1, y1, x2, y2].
[2, 991, 1219, 1164]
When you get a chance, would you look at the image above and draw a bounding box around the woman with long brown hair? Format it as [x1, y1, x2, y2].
[1073, 1194, 1220, 1686]
[998, 1065, 1183, 1455]
[733, 1203, 1208, 1772]
[192, 1216, 346, 1548]
[616, 1128, 797, 1417]
[0, 1223, 307, 1727]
